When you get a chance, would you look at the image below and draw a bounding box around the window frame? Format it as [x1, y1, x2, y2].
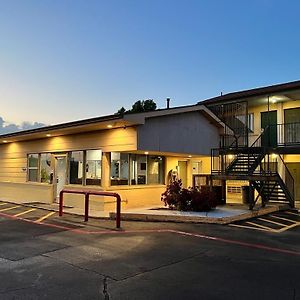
[110, 152, 165, 186]
[27, 153, 40, 182]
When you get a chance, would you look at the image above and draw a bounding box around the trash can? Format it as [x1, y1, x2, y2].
[242, 185, 254, 204]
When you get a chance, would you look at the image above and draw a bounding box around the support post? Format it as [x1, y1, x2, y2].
[84, 193, 89, 222]
[116, 194, 121, 229]
[59, 191, 64, 216]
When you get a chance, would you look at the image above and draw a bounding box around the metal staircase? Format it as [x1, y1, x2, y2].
[231, 131, 294, 208]
[251, 178, 294, 206]
[226, 152, 264, 175]
[211, 126, 295, 209]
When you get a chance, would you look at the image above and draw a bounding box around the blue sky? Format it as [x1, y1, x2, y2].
[1, 0, 300, 127]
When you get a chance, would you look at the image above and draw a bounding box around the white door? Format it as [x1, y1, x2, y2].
[54, 156, 67, 202]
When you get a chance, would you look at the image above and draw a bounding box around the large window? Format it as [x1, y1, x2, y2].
[28, 154, 39, 182]
[86, 150, 102, 185]
[69, 151, 84, 184]
[40, 153, 53, 183]
[111, 153, 164, 186]
[147, 156, 164, 184]
[27, 149, 102, 186]
[111, 152, 129, 185]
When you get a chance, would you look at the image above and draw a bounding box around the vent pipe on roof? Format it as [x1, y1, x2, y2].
[166, 98, 170, 109]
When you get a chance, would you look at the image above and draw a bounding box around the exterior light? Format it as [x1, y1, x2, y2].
[228, 154, 234, 159]
[144, 152, 149, 155]
[107, 124, 113, 128]
[272, 153, 277, 159]
[188, 155, 192, 158]
[46, 134, 51, 137]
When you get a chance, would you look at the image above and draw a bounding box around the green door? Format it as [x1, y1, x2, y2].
[261, 111, 277, 147]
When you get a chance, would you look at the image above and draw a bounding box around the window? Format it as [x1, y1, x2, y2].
[248, 113, 254, 132]
[40, 153, 53, 183]
[111, 152, 129, 185]
[111, 153, 165, 186]
[28, 154, 39, 182]
[130, 154, 147, 185]
[85, 150, 102, 185]
[147, 156, 164, 184]
[236, 113, 254, 132]
[285, 108, 300, 123]
[69, 151, 84, 184]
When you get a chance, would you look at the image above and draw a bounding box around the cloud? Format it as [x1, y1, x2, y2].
[0, 116, 47, 135]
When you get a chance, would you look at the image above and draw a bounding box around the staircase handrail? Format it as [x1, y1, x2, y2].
[277, 154, 295, 202]
[250, 126, 269, 148]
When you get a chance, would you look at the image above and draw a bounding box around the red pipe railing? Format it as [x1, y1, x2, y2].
[59, 189, 121, 228]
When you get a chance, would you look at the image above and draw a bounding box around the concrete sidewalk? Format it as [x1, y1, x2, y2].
[110, 204, 291, 224]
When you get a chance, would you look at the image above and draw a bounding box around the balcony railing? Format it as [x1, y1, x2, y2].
[219, 122, 300, 149]
[271, 122, 300, 146]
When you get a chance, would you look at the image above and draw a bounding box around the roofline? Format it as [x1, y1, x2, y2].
[0, 114, 121, 139]
[198, 79, 300, 105]
[0, 103, 199, 140]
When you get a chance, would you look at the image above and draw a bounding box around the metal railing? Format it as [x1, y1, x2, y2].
[59, 189, 121, 228]
[269, 122, 300, 146]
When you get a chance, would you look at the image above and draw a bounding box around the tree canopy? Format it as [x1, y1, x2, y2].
[116, 99, 157, 115]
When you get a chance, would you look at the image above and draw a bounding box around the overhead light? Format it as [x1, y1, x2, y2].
[228, 154, 234, 159]
[144, 151, 149, 155]
[107, 124, 113, 128]
[46, 134, 51, 137]
[3, 140, 8, 143]
[188, 155, 192, 158]
[271, 153, 277, 159]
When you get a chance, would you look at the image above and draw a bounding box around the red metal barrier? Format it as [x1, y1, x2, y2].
[59, 189, 121, 228]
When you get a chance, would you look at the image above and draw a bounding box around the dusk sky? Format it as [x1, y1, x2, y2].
[1, 0, 300, 128]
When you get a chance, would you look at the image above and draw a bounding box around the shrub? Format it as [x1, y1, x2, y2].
[161, 180, 217, 212]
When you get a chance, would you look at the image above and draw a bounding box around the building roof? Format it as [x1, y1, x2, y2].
[198, 79, 300, 105]
[0, 104, 223, 144]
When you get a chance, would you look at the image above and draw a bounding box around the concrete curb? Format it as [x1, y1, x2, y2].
[110, 205, 291, 225]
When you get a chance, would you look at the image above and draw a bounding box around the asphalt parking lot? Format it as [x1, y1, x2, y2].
[0, 201, 299, 300]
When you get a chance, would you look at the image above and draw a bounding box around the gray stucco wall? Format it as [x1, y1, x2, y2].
[137, 111, 220, 155]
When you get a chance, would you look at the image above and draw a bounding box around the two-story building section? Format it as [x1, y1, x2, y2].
[198, 80, 300, 209]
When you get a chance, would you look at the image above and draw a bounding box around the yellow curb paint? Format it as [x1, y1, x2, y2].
[270, 215, 297, 224]
[35, 211, 56, 223]
[285, 211, 300, 217]
[0, 205, 20, 212]
[14, 208, 37, 217]
[258, 217, 287, 227]
[245, 221, 276, 232]
[229, 223, 270, 232]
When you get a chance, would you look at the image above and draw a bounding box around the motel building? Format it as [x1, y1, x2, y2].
[0, 80, 299, 213]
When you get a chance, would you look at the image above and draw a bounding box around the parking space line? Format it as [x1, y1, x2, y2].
[285, 211, 300, 217]
[270, 215, 297, 224]
[229, 223, 270, 232]
[277, 222, 300, 233]
[14, 208, 37, 217]
[0, 205, 20, 212]
[35, 211, 56, 223]
[258, 217, 287, 227]
[245, 221, 276, 232]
